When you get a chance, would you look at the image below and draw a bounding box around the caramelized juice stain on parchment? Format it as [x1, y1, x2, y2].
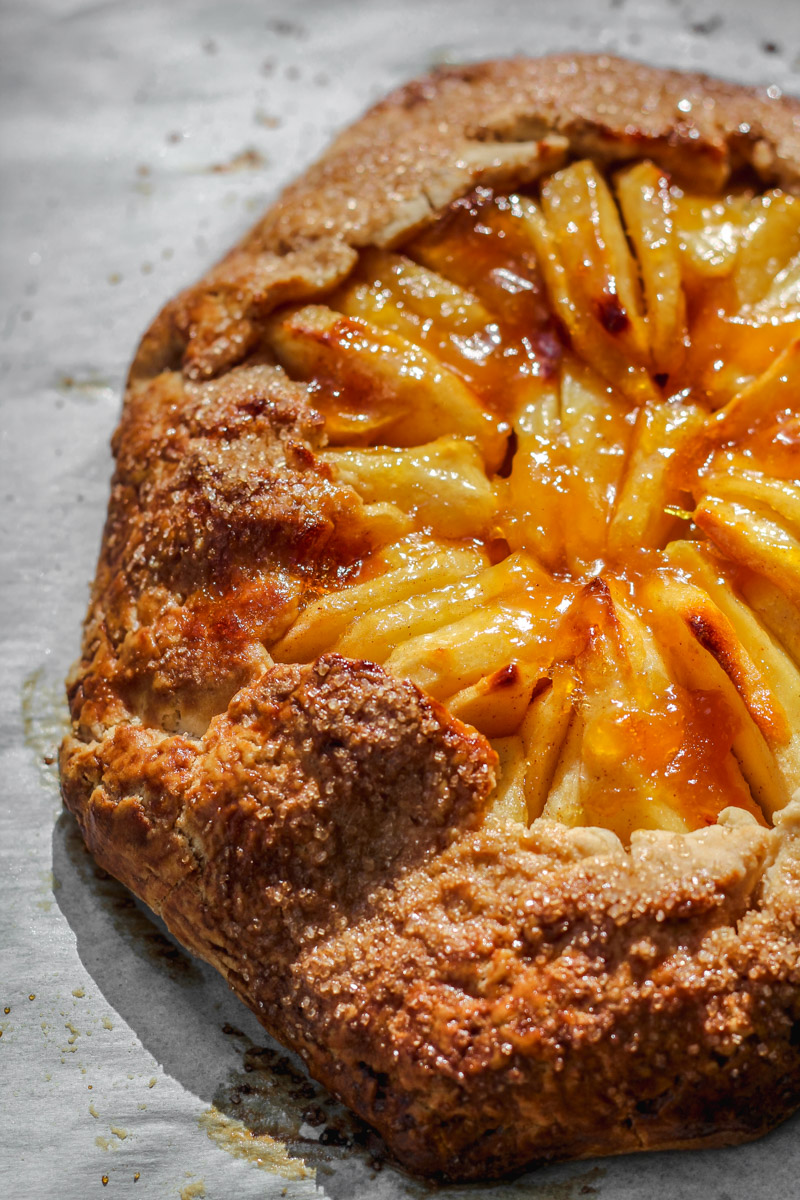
[202, 1025, 386, 1181]
[21, 665, 70, 789]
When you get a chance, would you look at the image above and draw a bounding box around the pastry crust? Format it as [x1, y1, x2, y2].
[61, 55, 800, 1180]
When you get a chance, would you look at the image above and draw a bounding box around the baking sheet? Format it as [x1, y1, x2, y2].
[2, 0, 800, 1195]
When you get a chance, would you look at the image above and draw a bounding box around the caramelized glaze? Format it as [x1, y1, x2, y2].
[266, 169, 800, 840]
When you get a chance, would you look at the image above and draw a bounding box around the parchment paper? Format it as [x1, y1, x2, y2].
[2, 1, 800, 1196]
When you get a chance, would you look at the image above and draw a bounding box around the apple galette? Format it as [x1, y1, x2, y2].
[61, 56, 800, 1180]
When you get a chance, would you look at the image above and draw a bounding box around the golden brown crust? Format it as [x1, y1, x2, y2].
[134, 54, 800, 384]
[61, 55, 800, 1180]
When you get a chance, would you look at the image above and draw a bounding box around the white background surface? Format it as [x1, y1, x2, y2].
[2, 1, 800, 1196]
